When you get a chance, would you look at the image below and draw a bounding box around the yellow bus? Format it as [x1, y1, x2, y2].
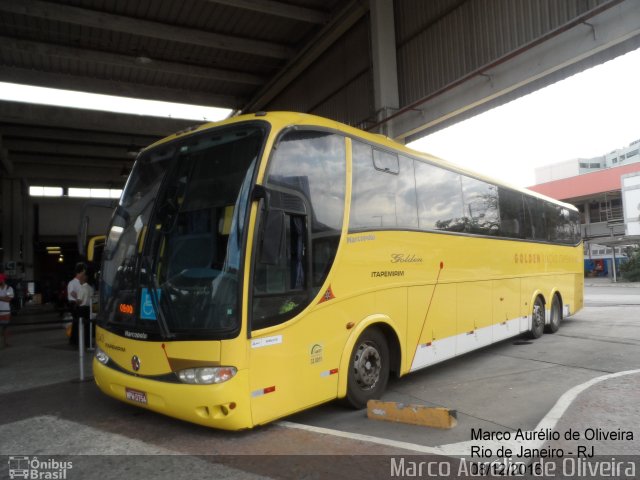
[94, 112, 583, 430]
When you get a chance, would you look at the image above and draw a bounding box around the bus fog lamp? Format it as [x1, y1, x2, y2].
[177, 367, 237, 384]
[95, 347, 110, 365]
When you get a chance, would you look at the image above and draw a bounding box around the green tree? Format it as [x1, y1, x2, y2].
[621, 245, 640, 282]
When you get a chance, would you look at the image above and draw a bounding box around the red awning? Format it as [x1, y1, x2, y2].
[528, 163, 640, 201]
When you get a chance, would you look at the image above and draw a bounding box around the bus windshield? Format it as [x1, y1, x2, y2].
[100, 123, 266, 339]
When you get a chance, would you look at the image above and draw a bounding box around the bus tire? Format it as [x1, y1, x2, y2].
[529, 296, 545, 339]
[345, 328, 389, 409]
[545, 295, 562, 333]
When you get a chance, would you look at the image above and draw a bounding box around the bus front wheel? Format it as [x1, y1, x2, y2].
[529, 297, 545, 339]
[345, 328, 389, 409]
[545, 295, 562, 333]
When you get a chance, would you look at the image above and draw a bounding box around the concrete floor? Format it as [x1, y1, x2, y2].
[0, 283, 638, 479]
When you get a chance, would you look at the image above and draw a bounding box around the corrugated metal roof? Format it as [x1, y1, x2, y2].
[395, 0, 611, 107]
[0, 0, 343, 110]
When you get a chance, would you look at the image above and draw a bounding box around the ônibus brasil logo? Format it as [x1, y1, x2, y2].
[7, 456, 72, 479]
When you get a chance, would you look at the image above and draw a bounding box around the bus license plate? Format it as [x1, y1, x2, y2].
[125, 388, 148, 404]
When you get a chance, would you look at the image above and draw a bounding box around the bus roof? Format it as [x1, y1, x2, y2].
[143, 112, 578, 212]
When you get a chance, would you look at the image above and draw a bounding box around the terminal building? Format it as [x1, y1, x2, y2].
[530, 140, 640, 279]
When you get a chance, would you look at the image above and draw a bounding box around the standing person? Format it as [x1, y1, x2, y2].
[77, 273, 94, 346]
[0, 273, 14, 348]
[67, 263, 86, 346]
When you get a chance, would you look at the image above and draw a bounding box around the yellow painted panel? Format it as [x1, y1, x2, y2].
[375, 287, 407, 340]
[94, 359, 252, 431]
[457, 282, 492, 331]
[249, 305, 350, 425]
[96, 327, 221, 376]
[421, 283, 457, 343]
[492, 278, 522, 324]
[406, 285, 433, 369]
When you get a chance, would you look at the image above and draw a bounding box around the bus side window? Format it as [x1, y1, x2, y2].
[498, 187, 526, 239]
[414, 160, 464, 232]
[570, 210, 581, 244]
[524, 196, 547, 241]
[548, 205, 575, 244]
[546, 204, 561, 243]
[461, 176, 500, 235]
[350, 142, 418, 230]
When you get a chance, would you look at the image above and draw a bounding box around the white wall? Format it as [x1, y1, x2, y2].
[534, 159, 580, 184]
[623, 173, 640, 236]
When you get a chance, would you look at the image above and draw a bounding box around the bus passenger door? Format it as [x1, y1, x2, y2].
[246, 129, 347, 425]
[249, 208, 348, 424]
[247, 207, 342, 424]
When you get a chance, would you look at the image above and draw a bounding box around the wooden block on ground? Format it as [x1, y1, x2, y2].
[367, 400, 457, 429]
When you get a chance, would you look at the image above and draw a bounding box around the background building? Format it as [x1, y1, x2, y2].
[530, 140, 640, 279]
[534, 138, 640, 183]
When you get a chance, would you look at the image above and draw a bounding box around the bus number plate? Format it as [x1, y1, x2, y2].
[125, 388, 147, 404]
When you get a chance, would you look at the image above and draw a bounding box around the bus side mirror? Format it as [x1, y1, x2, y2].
[260, 208, 285, 265]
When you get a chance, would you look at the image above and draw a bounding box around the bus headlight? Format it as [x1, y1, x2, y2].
[177, 367, 237, 385]
[95, 347, 110, 365]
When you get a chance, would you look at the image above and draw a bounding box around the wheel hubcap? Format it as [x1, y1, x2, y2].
[533, 303, 544, 329]
[353, 342, 381, 390]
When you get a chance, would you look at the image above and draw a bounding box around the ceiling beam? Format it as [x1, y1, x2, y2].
[0, 67, 241, 109]
[0, 101, 196, 137]
[0, 36, 265, 86]
[12, 153, 132, 169]
[0, 124, 157, 147]
[4, 138, 132, 159]
[204, 0, 329, 24]
[14, 163, 125, 185]
[0, 0, 294, 60]
[242, 0, 368, 112]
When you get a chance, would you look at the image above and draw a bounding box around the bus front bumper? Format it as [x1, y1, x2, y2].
[93, 359, 253, 430]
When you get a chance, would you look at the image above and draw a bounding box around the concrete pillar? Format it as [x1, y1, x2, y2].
[1, 172, 33, 281]
[583, 202, 591, 225]
[370, 0, 399, 138]
[23, 188, 34, 281]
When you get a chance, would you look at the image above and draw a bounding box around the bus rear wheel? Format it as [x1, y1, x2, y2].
[529, 297, 545, 339]
[545, 295, 562, 333]
[345, 328, 389, 409]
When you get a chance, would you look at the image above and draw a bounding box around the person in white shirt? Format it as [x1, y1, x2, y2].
[67, 263, 86, 346]
[78, 280, 94, 308]
[77, 275, 94, 319]
[67, 264, 85, 305]
[0, 273, 14, 347]
[76, 274, 94, 347]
